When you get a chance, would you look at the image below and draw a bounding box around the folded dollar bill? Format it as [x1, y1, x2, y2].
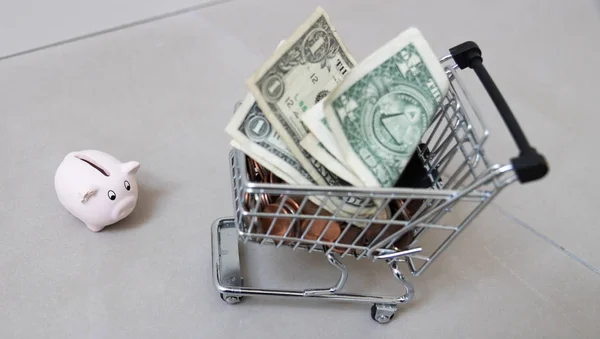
[226, 93, 373, 218]
[324, 27, 450, 188]
[245, 6, 356, 188]
[226, 40, 309, 187]
[245, 6, 378, 216]
[299, 132, 362, 186]
[300, 76, 347, 165]
[226, 92, 313, 187]
[230, 140, 297, 186]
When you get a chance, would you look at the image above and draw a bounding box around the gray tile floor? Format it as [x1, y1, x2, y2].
[0, 1, 598, 338]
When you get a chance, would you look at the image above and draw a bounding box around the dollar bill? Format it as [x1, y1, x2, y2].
[226, 93, 360, 216]
[324, 27, 449, 187]
[226, 92, 313, 187]
[246, 7, 376, 215]
[299, 133, 363, 186]
[229, 139, 296, 186]
[227, 40, 305, 187]
[300, 99, 345, 164]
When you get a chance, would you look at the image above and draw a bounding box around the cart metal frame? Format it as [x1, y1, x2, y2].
[211, 41, 548, 323]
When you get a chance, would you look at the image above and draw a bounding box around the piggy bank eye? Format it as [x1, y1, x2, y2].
[107, 190, 117, 200]
[124, 180, 131, 191]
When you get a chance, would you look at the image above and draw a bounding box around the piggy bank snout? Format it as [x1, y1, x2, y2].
[112, 196, 137, 221]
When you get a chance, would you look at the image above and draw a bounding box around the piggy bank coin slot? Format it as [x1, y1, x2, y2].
[75, 155, 110, 177]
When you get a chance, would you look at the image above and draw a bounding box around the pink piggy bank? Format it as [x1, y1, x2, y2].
[54, 150, 140, 232]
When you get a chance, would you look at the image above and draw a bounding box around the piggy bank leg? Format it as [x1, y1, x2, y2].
[86, 223, 105, 232]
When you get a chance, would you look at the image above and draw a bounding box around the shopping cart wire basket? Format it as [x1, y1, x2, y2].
[211, 41, 549, 324]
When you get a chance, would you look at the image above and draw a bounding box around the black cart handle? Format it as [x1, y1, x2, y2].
[449, 41, 549, 184]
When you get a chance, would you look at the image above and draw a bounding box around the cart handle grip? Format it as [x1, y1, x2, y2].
[449, 41, 549, 184]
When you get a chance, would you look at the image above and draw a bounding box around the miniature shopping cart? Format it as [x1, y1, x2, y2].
[211, 41, 548, 324]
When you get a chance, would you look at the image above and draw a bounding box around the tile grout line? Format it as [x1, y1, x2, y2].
[0, 0, 235, 62]
[493, 203, 600, 276]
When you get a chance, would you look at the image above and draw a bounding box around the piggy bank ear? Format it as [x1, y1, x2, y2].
[121, 161, 140, 175]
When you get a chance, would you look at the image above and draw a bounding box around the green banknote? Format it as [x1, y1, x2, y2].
[246, 7, 378, 216]
[246, 6, 355, 188]
[324, 27, 449, 188]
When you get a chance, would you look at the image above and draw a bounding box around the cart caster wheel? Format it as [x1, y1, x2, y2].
[371, 304, 397, 324]
[220, 293, 243, 304]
